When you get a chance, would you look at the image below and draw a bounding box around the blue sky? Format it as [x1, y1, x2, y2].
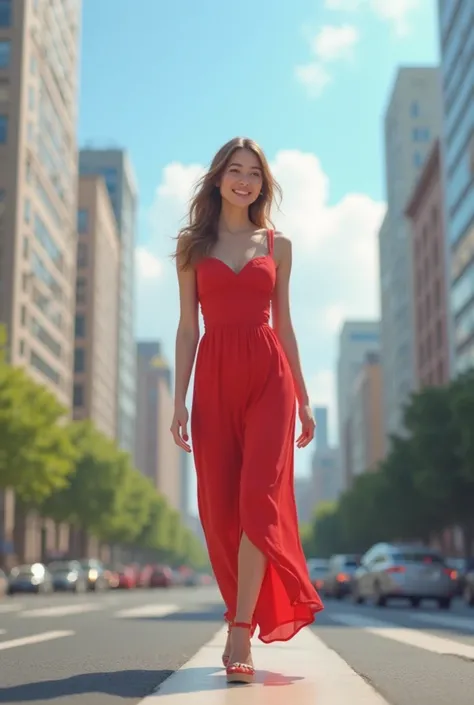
[79, 0, 439, 483]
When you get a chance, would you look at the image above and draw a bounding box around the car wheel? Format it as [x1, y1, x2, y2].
[438, 597, 451, 610]
[411, 597, 421, 608]
[374, 583, 386, 607]
[463, 585, 474, 607]
[352, 585, 365, 605]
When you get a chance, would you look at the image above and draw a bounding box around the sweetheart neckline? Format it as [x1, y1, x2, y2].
[203, 255, 273, 276]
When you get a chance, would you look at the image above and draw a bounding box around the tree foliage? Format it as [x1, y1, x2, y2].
[304, 371, 474, 559]
[0, 336, 207, 568]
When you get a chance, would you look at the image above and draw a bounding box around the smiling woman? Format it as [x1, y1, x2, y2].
[170, 137, 323, 685]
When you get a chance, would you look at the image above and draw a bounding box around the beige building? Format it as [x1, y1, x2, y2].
[349, 352, 384, 483]
[0, 1, 81, 566]
[73, 176, 120, 440]
[135, 342, 182, 512]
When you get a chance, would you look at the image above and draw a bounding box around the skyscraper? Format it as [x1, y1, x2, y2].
[79, 150, 138, 457]
[73, 175, 120, 440]
[438, 1, 474, 374]
[135, 342, 182, 512]
[336, 321, 380, 492]
[313, 406, 328, 450]
[0, 0, 82, 565]
[379, 67, 442, 446]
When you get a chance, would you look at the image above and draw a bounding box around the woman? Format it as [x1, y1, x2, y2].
[171, 137, 323, 684]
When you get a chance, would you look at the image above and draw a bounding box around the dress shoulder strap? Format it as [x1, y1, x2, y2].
[266, 229, 275, 256]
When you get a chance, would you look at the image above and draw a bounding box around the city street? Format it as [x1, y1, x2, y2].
[0, 586, 473, 704]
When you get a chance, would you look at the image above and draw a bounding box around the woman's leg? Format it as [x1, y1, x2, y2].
[228, 532, 266, 664]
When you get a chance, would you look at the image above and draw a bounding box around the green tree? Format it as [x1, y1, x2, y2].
[311, 501, 345, 558]
[104, 464, 154, 546]
[41, 421, 129, 538]
[404, 384, 474, 551]
[0, 356, 76, 504]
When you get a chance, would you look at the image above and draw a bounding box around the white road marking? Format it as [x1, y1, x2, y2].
[0, 603, 22, 613]
[0, 630, 74, 652]
[135, 624, 389, 704]
[20, 603, 103, 618]
[331, 613, 474, 660]
[115, 603, 180, 619]
[410, 612, 474, 632]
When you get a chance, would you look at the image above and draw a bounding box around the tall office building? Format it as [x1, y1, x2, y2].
[406, 140, 450, 389]
[79, 149, 137, 457]
[135, 342, 182, 512]
[379, 67, 442, 447]
[337, 321, 380, 492]
[349, 351, 384, 482]
[73, 175, 120, 440]
[313, 406, 328, 450]
[438, 1, 474, 374]
[0, 0, 82, 565]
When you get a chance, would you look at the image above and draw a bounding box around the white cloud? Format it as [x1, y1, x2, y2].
[135, 247, 163, 279]
[294, 62, 332, 98]
[311, 24, 359, 62]
[296, 24, 359, 98]
[136, 149, 385, 432]
[324, 0, 421, 36]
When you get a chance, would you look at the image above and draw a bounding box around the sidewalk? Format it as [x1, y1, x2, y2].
[138, 624, 389, 704]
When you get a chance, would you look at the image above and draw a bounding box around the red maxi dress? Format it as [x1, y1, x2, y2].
[191, 229, 324, 643]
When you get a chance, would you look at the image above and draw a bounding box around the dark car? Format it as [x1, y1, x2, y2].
[79, 559, 109, 591]
[324, 554, 360, 599]
[48, 560, 88, 593]
[464, 568, 474, 606]
[8, 563, 53, 594]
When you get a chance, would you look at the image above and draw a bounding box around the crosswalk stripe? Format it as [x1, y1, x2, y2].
[331, 613, 474, 660]
[20, 603, 103, 618]
[410, 612, 474, 632]
[0, 630, 74, 652]
[115, 603, 180, 619]
[0, 603, 22, 613]
[135, 624, 390, 704]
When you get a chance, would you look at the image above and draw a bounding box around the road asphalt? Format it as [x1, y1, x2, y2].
[0, 585, 473, 704]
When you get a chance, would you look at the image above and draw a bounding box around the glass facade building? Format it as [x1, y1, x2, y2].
[79, 150, 138, 457]
[438, 1, 474, 373]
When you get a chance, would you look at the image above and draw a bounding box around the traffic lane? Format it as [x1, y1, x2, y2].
[315, 601, 474, 705]
[0, 586, 221, 634]
[0, 600, 224, 705]
[322, 596, 474, 647]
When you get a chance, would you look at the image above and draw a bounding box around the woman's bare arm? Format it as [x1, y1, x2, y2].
[271, 232, 310, 408]
[171, 242, 200, 451]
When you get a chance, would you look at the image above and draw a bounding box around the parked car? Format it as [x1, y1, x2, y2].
[8, 563, 54, 595]
[324, 554, 360, 599]
[48, 560, 88, 593]
[463, 568, 474, 607]
[0, 569, 7, 597]
[306, 558, 329, 592]
[149, 565, 173, 588]
[78, 559, 109, 591]
[116, 566, 137, 589]
[352, 543, 457, 609]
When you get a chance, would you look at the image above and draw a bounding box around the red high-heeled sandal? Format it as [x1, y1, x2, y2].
[226, 621, 255, 684]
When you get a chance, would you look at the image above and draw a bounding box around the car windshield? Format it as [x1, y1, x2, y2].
[49, 562, 72, 572]
[343, 559, 359, 567]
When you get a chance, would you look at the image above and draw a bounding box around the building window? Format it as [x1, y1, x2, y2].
[0, 40, 10, 68]
[77, 209, 88, 234]
[410, 101, 419, 118]
[414, 151, 423, 168]
[75, 314, 85, 338]
[28, 86, 35, 110]
[413, 127, 430, 142]
[21, 305, 27, 326]
[74, 348, 85, 372]
[73, 384, 84, 407]
[30, 350, 61, 385]
[0, 1, 12, 27]
[19, 340, 25, 357]
[77, 242, 87, 267]
[0, 114, 7, 144]
[24, 198, 31, 223]
[76, 276, 86, 304]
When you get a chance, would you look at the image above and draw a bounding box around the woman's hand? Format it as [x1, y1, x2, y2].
[296, 404, 315, 449]
[170, 402, 192, 453]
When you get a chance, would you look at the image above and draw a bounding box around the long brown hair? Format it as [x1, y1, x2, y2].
[175, 137, 282, 270]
